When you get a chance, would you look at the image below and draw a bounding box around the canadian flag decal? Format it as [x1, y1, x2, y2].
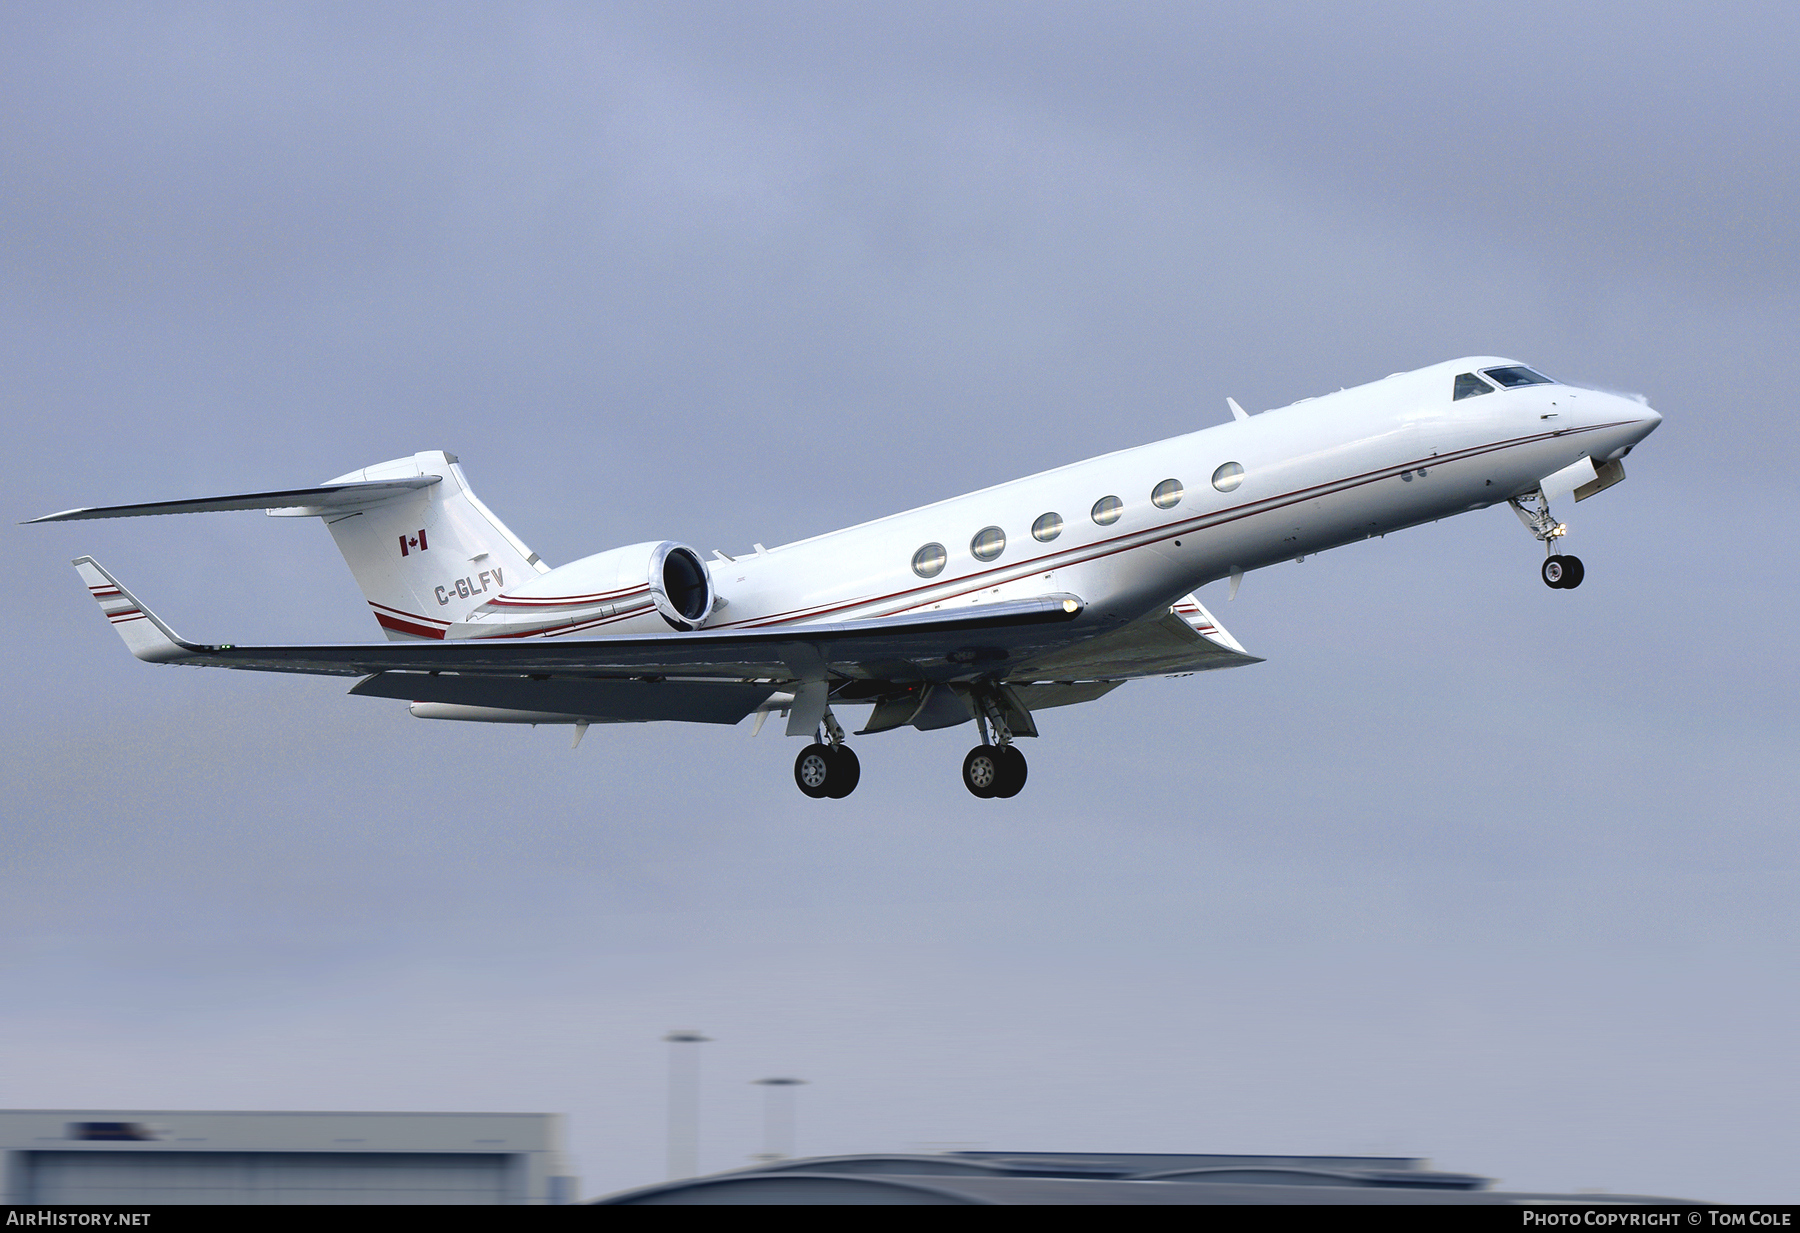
[398, 529, 429, 557]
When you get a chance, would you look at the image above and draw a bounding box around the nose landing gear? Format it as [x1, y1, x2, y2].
[1512, 490, 1587, 590]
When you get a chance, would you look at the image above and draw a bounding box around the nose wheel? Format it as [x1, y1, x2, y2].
[1541, 554, 1585, 589]
[962, 744, 1027, 799]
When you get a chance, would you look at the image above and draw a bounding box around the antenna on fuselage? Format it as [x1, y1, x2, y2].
[1226, 397, 1249, 423]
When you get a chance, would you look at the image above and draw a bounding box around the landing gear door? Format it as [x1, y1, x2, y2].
[1539, 456, 1598, 507]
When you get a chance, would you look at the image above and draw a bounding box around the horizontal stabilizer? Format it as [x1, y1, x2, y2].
[28, 477, 440, 523]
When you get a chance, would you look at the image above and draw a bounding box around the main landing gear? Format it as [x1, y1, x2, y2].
[794, 709, 860, 799]
[788, 690, 1032, 800]
[1511, 490, 1586, 590]
[962, 744, 1027, 799]
[961, 691, 1027, 799]
[794, 741, 860, 798]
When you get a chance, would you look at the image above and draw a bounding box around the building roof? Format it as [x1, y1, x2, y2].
[594, 1152, 1699, 1206]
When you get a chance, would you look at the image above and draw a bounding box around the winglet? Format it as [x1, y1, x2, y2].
[1227, 397, 1249, 423]
[71, 557, 208, 664]
[1170, 592, 1252, 657]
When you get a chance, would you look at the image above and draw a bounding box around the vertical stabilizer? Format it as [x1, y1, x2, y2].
[276, 451, 549, 640]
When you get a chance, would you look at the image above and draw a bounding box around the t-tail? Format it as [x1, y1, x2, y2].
[29, 450, 549, 640]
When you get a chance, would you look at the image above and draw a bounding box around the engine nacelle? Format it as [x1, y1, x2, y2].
[449, 540, 715, 639]
[645, 541, 716, 630]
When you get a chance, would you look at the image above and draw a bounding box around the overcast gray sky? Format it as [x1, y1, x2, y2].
[3, 1, 1796, 1202]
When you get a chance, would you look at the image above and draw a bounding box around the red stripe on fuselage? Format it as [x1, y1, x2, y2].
[366, 600, 450, 629]
[375, 612, 447, 639]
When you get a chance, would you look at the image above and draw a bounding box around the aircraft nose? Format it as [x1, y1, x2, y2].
[1595, 389, 1660, 435]
[1579, 390, 1660, 460]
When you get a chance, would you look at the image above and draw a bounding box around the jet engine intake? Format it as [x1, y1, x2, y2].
[648, 541, 714, 630]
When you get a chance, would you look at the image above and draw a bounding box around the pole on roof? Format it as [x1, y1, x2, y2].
[750, 1077, 807, 1163]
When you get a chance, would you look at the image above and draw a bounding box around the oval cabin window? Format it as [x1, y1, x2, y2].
[912, 543, 947, 578]
[970, 526, 1007, 561]
[1211, 462, 1245, 493]
[1152, 478, 1183, 509]
[1091, 496, 1123, 526]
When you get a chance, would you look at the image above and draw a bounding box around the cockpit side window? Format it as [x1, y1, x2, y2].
[1453, 372, 1494, 401]
[1482, 365, 1554, 388]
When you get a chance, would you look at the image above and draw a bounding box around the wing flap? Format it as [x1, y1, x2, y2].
[351, 672, 774, 725]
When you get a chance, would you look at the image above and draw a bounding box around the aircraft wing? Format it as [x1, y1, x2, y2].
[73, 558, 1262, 729]
[73, 555, 1088, 685]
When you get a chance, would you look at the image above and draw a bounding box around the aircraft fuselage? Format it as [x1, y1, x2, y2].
[690, 356, 1660, 635]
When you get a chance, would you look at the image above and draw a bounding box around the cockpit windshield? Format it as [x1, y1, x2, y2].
[1482, 365, 1554, 389]
[1453, 372, 1494, 401]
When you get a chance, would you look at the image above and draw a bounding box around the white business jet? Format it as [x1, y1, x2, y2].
[32, 357, 1660, 800]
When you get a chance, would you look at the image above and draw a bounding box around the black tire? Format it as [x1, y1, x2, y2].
[993, 745, 1028, 799]
[962, 747, 1000, 799]
[1561, 555, 1585, 589]
[1542, 555, 1568, 588]
[794, 743, 833, 798]
[825, 745, 861, 798]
